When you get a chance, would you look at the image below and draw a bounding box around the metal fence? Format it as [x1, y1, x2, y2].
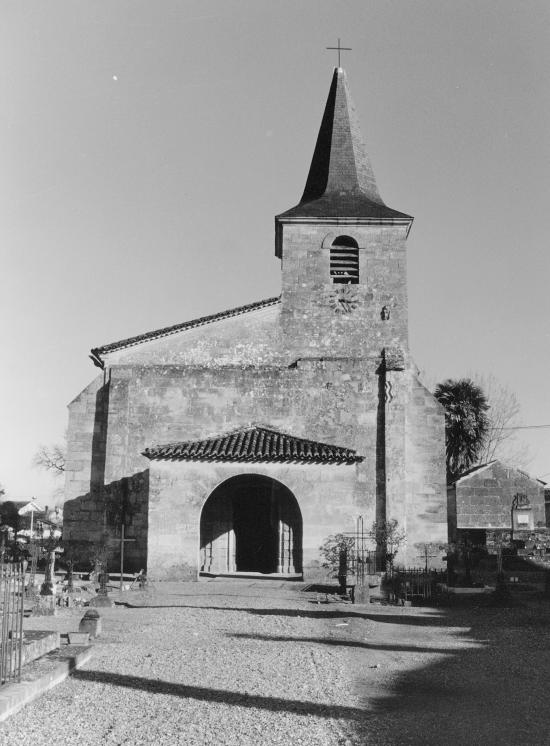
[349, 548, 387, 580]
[344, 517, 387, 585]
[0, 562, 25, 686]
[389, 568, 447, 604]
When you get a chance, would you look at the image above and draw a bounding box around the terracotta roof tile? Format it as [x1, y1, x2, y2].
[143, 426, 362, 465]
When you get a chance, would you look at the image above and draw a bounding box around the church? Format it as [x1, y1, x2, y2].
[63, 66, 448, 580]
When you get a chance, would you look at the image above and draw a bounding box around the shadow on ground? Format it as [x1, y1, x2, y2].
[350, 598, 550, 746]
[72, 669, 364, 720]
[226, 632, 456, 655]
[118, 601, 446, 625]
[112, 586, 550, 744]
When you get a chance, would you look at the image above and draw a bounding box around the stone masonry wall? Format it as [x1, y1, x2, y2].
[63, 469, 148, 572]
[64, 353, 447, 577]
[101, 360, 379, 490]
[104, 304, 287, 368]
[147, 461, 359, 580]
[383, 367, 407, 545]
[64, 358, 381, 575]
[65, 373, 106, 501]
[453, 462, 547, 532]
[280, 223, 409, 361]
[404, 373, 448, 563]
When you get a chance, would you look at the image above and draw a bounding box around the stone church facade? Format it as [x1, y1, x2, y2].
[63, 67, 448, 580]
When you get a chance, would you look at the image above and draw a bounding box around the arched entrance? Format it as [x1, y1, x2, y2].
[199, 475, 302, 576]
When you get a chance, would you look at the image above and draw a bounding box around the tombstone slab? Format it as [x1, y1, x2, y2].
[32, 596, 57, 616]
[79, 609, 102, 638]
[68, 632, 90, 645]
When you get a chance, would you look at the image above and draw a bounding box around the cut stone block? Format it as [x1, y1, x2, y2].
[67, 632, 89, 645]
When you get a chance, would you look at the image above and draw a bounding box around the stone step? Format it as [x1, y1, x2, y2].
[0, 645, 93, 723]
[21, 631, 60, 667]
[3, 631, 60, 679]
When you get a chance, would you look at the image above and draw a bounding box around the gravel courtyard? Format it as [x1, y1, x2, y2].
[2, 580, 550, 746]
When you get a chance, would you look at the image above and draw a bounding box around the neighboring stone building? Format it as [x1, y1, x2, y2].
[63, 67, 448, 580]
[448, 460, 548, 549]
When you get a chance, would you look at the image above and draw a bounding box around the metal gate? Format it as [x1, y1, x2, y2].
[0, 562, 25, 685]
[344, 516, 386, 586]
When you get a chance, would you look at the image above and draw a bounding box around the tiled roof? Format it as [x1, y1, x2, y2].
[276, 68, 412, 223]
[90, 296, 281, 365]
[453, 460, 547, 487]
[451, 462, 496, 484]
[143, 426, 362, 465]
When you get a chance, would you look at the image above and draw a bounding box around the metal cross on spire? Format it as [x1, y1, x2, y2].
[326, 38, 352, 67]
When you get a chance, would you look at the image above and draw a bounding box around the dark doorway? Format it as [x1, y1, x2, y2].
[200, 474, 302, 576]
[233, 483, 278, 572]
[458, 529, 487, 548]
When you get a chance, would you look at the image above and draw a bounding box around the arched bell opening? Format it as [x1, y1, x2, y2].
[330, 235, 359, 284]
[199, 474, 303, 577]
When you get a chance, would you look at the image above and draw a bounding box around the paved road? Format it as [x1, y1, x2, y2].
[2, 582, 550, 745]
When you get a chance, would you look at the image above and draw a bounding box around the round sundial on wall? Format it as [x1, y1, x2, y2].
[328, 286, 359, 314]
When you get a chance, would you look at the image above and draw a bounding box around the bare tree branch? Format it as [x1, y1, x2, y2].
[470, 373, 531, 468]
[33, 444, 66, 477]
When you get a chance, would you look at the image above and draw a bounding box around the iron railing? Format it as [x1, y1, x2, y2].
[343, 516, 387, 585]
[0, 562, 25, 685]
[389, 567, 447, 603]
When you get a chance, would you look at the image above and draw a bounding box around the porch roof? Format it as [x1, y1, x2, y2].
[142, 426, 362, 465]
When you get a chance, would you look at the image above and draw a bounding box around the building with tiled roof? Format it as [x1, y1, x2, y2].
[63, 67, 448, 579]
[448, 461, 549, 549]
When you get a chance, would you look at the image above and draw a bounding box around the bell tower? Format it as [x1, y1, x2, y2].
[275, 67, 413, 361]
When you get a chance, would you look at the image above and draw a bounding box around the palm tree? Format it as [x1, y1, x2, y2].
[434, 378, 489, 483]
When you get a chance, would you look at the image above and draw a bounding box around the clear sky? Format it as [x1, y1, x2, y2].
[2, 0, 549, 502]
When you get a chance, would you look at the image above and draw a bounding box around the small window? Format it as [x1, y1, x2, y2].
[330, 236, 359, 284]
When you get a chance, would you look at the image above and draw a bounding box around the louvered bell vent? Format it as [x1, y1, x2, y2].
[330, 236, 359, 284]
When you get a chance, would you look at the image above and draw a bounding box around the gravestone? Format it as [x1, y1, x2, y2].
[89, 563, 114, 607]
[32, 595, 57, 616]
[79, 608, 102, 638]
[66, 560, 74, 592]
[40, 549, 56, 596]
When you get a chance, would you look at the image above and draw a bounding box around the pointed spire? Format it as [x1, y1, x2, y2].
[301, 67, 383, 205]
[278, 68, 411, 221]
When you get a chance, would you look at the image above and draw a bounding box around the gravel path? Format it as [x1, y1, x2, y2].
[3, 583, 550, 745]
[1, 581, 369, 746]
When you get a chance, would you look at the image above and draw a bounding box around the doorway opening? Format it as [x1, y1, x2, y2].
[199, 474, 302, 577]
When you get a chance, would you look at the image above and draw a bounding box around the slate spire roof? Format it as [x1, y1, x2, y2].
[277, 68, 411, 222]
[143, 426, 362, 465]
